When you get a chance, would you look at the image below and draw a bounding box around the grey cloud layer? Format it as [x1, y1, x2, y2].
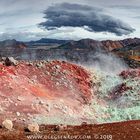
[39, 3, 135, 36]
[110, 5, 140, 10]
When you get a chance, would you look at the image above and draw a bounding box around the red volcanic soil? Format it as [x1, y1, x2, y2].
[108, 68, 140, 101]
[0, 120, 140, 140]
[0, 60, 92, 124]
[119, 69, 140, 79]
[7, 60, 92, 102]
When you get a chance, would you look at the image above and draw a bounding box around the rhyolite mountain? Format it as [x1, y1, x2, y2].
[0, 39, 27, 58]
[0, 39, 27, 49]
[58, 39, 103, 50]
[0, 38, 139, 68]
[57, 37, 140, 52]
[45, 38, 140, 67]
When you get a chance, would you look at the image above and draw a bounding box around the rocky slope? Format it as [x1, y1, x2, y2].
[0, 59, 93, 125]
[0, 58, 139, 126]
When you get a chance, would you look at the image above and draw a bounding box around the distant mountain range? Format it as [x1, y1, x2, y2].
[49, 38, 140, 67]
[56, 37, 140, 52]
[1, 37, 140, 51]
[26, 38, 72, 47]
[0, 38, 139, 68]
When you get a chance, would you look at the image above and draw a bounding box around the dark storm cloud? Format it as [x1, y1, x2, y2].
[39, 3, 135, 36]
[110, 5, 140, 10]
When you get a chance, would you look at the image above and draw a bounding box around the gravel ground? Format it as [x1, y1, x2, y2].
[0, 120, 140, 140]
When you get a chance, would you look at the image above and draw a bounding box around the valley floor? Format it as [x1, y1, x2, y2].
[0, 120, 140, 140]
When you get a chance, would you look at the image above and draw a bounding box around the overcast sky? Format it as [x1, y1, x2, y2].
[0, 0, 140, 41]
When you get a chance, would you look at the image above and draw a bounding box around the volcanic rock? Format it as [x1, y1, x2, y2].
[2, 119, 13, 130]
[16, 112, 20, 117]
[17, 96, 25, 101]
[27, 123, 39, 132]
[4, 57, 18, 66]
[55, 124, 67, 131]
[119, 69, 140, 79]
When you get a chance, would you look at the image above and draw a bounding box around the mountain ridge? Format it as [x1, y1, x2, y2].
[0, 38, 139, 68]
[56, 37, 140, 51]
[0, 39, 27, 49]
